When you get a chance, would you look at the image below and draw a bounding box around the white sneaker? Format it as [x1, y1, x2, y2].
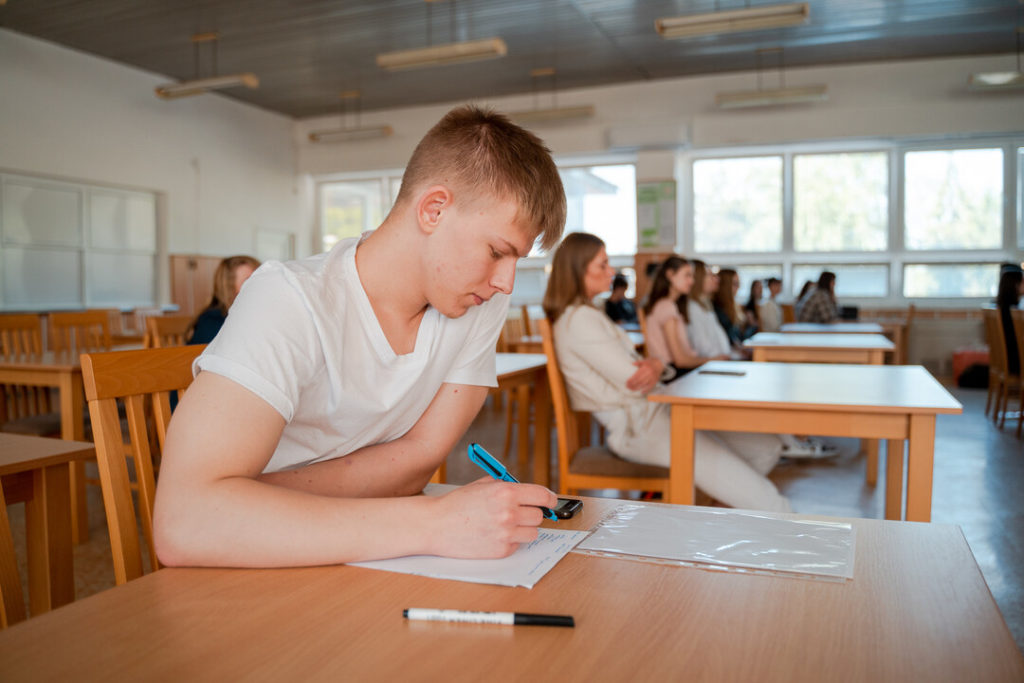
[780, 438, 840, 459]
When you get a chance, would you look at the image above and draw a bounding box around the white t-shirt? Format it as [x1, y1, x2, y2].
[195, 236, 509, 473]
[686, 299, 731, 357]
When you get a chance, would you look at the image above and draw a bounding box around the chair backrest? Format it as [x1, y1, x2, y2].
[0, 314, 43, 358]
[49, 310, 112, 354]
[1012, 309, 1024, 376]
[982, 308, 1007, 374]
[145, 315, 194, 348]
[81, 344, 205, 585]
[637, 308, 649, 351]
[538, 318, 669, 495]
[0, 315, 53, 430]
[0, 483, 27, 628]
[498, 311, 529, 352]
[781, 303, 796, 324]
[538, 320, 584, 490]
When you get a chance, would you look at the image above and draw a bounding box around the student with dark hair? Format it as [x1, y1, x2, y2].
[713, 268, 757, 343]
[743, 279, 763, 331]
[996, 265, 1024, 375]
[759, 277, 783, 332]
[604, 273, 638, 325]
[798, 271, 840, 323]
[155, 105, 567, 568]
[642, 255, 727, 380]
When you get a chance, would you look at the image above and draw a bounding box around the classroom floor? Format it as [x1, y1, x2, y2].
[7, 385, 1023, 654]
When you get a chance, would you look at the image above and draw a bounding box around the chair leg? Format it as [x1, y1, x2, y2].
[501, 391, 515, 461]
[998, 384, 1009, 428]
[984, 375, 994, 416]
[1017, 385, 1023, 439]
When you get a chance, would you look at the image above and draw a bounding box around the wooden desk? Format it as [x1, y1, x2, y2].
[649, 361, 962, 521]
[0, 352, 90, 542]
[0, 494, 1020, 681]
[780, 322, 885, 334]
[495, 353, 550, 487]
[0, 433, 95, 619]
[745, 332, 894, 365]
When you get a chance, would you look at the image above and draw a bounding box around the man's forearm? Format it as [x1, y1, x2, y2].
[258, 436, 441, 498]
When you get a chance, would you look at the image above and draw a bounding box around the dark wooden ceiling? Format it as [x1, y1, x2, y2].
[3, 1, 1018, 119]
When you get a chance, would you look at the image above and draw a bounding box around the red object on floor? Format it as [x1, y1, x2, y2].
[952, 348, 990, 383]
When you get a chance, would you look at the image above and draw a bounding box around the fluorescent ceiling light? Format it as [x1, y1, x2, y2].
[716, 84, 828, 109]
[656, 2, 809, 38]
[508, 105, 595, 124]
[968, 71, 1024, 90]
[308, 125, 394, 143]
[155, 73, 259, 99]
[376, 37, 507, 71]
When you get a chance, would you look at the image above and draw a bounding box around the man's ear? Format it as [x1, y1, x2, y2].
[416, 185, 452, 235]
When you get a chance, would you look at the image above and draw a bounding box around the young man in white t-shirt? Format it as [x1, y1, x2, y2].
[153, 106, 566, 567]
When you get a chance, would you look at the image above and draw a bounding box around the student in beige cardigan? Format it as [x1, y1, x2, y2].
[543, 233, 791, 512]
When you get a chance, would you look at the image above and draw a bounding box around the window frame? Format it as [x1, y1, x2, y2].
[683, 135, 1023, 308]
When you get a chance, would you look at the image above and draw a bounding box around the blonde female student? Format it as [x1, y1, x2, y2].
[543, 233, 792, 512]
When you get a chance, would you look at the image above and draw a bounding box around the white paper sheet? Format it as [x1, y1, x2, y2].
[349, 529, 589, 589]
[577, 505, 855, 580]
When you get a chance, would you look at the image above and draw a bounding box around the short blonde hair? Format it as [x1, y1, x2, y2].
[394, 105, 566, 251]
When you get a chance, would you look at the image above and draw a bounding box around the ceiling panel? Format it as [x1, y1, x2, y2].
[2, 0, 1018, 118]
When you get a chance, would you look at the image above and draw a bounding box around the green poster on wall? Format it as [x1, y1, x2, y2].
[637, 180, 676, 249]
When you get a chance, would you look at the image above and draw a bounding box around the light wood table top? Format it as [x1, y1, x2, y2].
[0, 492, 1020, 681]
[781, 322, 885, 334]
[495, 352, 546, 376]
[744, 332, 894, 365]
[1, 433, 95, 620]
[649, 362, 961, 521]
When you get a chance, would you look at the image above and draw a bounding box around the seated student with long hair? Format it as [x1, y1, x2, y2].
[713, 268, 757, 344]
[544, 232, 792, 512]
[188, 255, 261, 345]
[642, 255, 727, 381]
[686, 260, 745, 359]
[996, 265, 1024, 376]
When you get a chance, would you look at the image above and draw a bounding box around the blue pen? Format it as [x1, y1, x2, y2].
[468, 443, 558, 521]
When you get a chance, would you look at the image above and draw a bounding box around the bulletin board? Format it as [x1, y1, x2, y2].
[636, 180, 676, 250]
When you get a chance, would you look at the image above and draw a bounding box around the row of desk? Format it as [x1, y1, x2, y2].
[1, 489, 1020, 679]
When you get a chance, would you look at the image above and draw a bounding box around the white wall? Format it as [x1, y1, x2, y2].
[295, 53, 1024, 176]
[0, 29, 304, 304]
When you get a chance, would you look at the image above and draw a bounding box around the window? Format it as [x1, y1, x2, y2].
[903, 263, 999, 298]
[693, 156, 782, 253]
[792, 264, 888, 298]
[794, 152, 887, 252]
[550, 164, 636, 256]
[732, 264, 783, 296]
[904, 148, 1003, 250]
[0, 174, 157, 310]
[320, 180, 387, 252]
[1018, 146, 1024, 249]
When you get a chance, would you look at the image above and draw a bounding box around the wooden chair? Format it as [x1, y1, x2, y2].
[0, 314, 59, 437]
[0, 482, 27, 628]
[982, 308, 1020, 428]
[781, 303, 796, 324]
[144, 315, 193, 348]
[48, 310, 112, 354]
[81, 345, 204, 585]
[538, 319, 669, 496]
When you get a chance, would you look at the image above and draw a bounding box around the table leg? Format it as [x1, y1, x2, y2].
[59, 371, 89, 544]
[865, 439, 879, 486]
[0, 484, 27, 626]
[906, 414, 936, 522]
[516, 385, 530, 473]
[668, 405, 696, 505]
[25, 463, 74, 615]
[532, 370, 551, 489]
[884, 439, 905, 520]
